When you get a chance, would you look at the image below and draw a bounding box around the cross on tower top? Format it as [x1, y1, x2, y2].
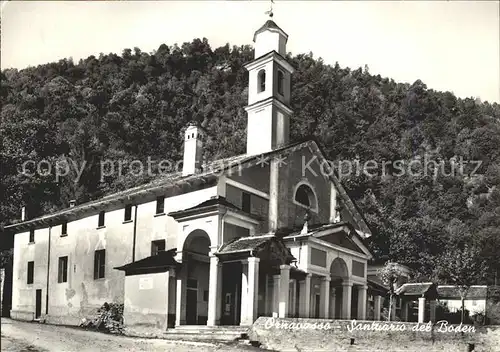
[265, 0, 274, 18]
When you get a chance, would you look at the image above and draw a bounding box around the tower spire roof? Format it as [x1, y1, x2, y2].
[253, 19, 288, 43]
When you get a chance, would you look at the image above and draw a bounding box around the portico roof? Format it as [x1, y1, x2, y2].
[396, 282, 439, 299]
[114, 248, 179, 276]
[216, 233, 295, 265]
[367, 278, 388, 296]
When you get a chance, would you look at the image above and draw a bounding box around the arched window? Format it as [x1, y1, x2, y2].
[277, 70, 284, 95]
[258, 69, 266, 92]
[294, 183, 318, 212]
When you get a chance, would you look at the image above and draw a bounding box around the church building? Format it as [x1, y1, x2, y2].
[7, 18, 387, 329]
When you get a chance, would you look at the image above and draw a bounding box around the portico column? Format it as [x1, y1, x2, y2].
[342, 280, 353, 319]
[299, 274, 311, 318]
[319, 276, 330, 318]
[240, 260, 249, 324]
[175, 267, 187, 326]
[357, 285, 368, 320]
[329, 289, 336, 319]
[243, 257, 260, 325]
[418, 297, 426, 323]
[207, 253, 222, 326]
[263, 274, 269, 315]
[374, 295, 382, 321]
[272, 274, 280, 317]
[278, 265, 290, 318]
[429, 300, 437, 323]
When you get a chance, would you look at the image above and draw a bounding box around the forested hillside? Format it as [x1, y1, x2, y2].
[1, 38, 500, 282]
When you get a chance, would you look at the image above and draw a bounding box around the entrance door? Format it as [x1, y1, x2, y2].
[314, 294, 320, 318]
[220, 262, 242, 325]
[186, 289, 198, 324]
[186, 278, 198, 324]
[35, 289, 42, 319]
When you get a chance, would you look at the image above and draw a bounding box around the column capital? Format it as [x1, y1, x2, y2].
[300, 274, 312, 284]
[247, 257, 260, 264]
[321, 276, 331, 282]
[358, 284, 368, 290]
[342, 279, 353, 287]
[280, 264, 291, 270]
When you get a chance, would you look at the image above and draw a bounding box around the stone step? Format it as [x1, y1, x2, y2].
[238, 339, 262, 348]
[162, 331, 245, 342]
[172, 325, 249, 332]
[165, 330, 245, 336]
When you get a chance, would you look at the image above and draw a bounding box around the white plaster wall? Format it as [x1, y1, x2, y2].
[247, 106, 273, 155]
[255, 31, 286, 58]
[441, 299, 486, 315]
[11, 185, 218, 324]
[135, 186, 218, 260]
[248, 62, 272, 104]
[11, 228, 49, 318]
[176, 214, 221, 253]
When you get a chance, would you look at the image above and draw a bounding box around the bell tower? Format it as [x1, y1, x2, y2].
[244, 18, 295, 155]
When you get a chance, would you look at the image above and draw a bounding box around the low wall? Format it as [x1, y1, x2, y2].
[43, 314, 83, 326]
[249, 317, 500, 352]
[10, 310, 34, 321]
[123, 312, 175, 329]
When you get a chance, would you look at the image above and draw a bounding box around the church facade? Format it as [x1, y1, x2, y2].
[7, 19, 387, 329]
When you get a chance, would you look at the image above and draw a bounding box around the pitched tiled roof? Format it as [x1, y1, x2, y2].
[217, 233, 295, 265]
[396, 283, 437, 297]
[4, 141, 308, 231]
[368, 278, 389, 295]
[6, 138, 374, 242]
[218, 234, 276, 254]
[437, 285, 487, 299]
[283, 222, 351, 239]
[115, 249, 178, 274]
[253, 20, 288, 42]
[168, 196, 242, 219]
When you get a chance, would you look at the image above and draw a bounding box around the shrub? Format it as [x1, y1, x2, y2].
[79, 302, 124, 334]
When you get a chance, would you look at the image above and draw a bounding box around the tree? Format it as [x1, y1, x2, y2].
[0, 249, 13, 269]
[0, 38, 499, 283]
[434, 244, 488, 323]
[378, 261, 404, 321]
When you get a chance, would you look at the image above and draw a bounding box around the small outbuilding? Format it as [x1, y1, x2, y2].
[115, 249, 179, 329]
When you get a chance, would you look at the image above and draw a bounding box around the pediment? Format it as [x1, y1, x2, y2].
[314, 231, 366, 255]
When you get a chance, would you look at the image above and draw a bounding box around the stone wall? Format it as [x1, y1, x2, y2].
[0, 268, 4, 316]
[249, 317, 500, 352]
[487, 286, 500, 325]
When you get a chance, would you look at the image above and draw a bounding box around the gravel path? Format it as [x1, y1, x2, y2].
[0, 318, 263, 352]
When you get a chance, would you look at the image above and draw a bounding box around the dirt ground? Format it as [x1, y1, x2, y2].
[0, 318, 263, 352]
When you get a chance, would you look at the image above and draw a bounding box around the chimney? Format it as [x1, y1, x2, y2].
[21, 206, 26, 221]
[69, 200, 76, 208]
[182, 124, 204, 177]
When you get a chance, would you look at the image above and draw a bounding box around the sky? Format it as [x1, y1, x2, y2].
[1, 1, 499, 103]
